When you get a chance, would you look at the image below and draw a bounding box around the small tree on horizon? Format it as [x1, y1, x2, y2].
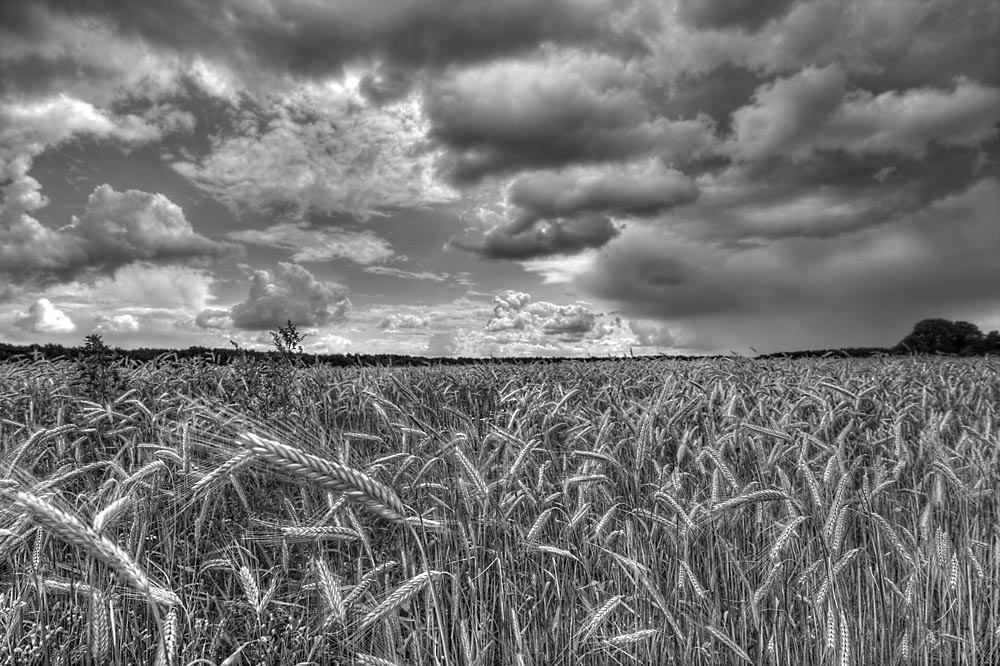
[895, 318, 990, 355]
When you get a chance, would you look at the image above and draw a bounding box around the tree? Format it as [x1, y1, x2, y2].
[895, 318, 985, 355]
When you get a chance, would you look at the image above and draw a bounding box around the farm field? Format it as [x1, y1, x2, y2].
[0, 355, 997, 665]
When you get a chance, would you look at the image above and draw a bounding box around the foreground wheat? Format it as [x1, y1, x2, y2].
[235, 431, 407, 523]
[0, 480, 180, 607]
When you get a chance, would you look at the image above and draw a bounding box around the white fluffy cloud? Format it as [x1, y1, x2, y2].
[94, 313, 140, 333]
[1, 183, 236, 284]
[1, 95, 161, 150]
[378, 314, 430, 331]
[487, 291, 612, 343]
[93, 264, 216, 312]
[200, 262, 351, 331]
[14, 298, 75, 333]
[173, 94, 455, 220]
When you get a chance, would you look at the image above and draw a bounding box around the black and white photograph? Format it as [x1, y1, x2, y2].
[1, 0, 998, 664]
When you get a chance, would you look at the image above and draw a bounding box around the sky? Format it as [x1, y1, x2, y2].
[1, 0, 998, 357]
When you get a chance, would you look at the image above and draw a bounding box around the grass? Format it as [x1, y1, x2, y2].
[0, 354, 997, 665]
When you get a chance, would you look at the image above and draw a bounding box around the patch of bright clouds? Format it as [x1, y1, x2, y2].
[173, 91, 456, 220]
[363, 266, 450, 282]
[94, 313, 140, 334]
[1, 183, 236, 285]
[377, 314, 430, 331]
[228, 221, 395, 265]
[487, 291, 616, 343]
[519, 251, 599, 284]
[14, 298, 75, 334]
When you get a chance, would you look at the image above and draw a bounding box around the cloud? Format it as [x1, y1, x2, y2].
[10, 0, 621, 89]
[173, 98, 455, 219]
[426, 51, 719, 183]
[487, 291, 611, 343]
[92, 264, 216, 312]
[201, 262, 351, 331]
[363, 266, 450, 282]
[727, 65, 1000, 161]
[0, 95, 161, 149]
[426, 330, 460, 357]
[677, 0, 796, 32]
[725, 64, 848, 162]
[14, 298, 75, 333]
[94, 313, 140, 333]
[454, 158, 699, 260]
[452, 213, 620, 260]
[378, 314, 430, 331]
[629, 320, 676, 347]
[301, 331, 352, 355]
[578, 178, 1000, 352]
[1, 182, 237, 285]
[228, 222, 395, 265]
[507, 159, 699, 225]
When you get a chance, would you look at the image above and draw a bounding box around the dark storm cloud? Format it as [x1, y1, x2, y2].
[506, 159, 699, 226]
[425, 53, 719, 183]
[449, 158, 700, 261]
[452, 213, 619, 261]
[7, 0, 619, 86]
[579, 178, 1000, 351]
[676, 0, 797, 32]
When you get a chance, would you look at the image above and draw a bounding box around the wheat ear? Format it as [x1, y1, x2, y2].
[358, 570, 446, 631]
[0, 482, 179, 607]
[236, 432, 406, 523]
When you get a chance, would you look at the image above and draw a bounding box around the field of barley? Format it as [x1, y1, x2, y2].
[0, 354, 997, 665]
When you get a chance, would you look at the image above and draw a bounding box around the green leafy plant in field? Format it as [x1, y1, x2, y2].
[229, 320, 308, 415]
[76, 334, 124, 402]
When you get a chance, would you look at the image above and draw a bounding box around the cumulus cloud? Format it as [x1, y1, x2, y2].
[1, 95, 161, 149]
[92, 264, 216, 312]
[200, 262, 351, 331]
[173, 99, 455, 219]
[453, 159, 699, 260]
[487, 291, 612, 343]
[452, 213, 619, 260]
[378, 314, 430, 331]
[629, 321, 676, 347]
[1, 182, 237, 285]
[727, 66, 1000, 161]
[426, 330, 460, 357]
[94, 313, 140, 333]
[14, 298, 75, 333]
[427, 51, 719, 183]
[507, 159, 699, 226]
[228, 221, 395, 265]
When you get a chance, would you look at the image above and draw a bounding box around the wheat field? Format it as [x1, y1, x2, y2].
[0, 354, 997, 665]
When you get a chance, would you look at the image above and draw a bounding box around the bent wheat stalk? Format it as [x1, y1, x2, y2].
[236, 432, 406, 523]
[0, 481, 180, 607]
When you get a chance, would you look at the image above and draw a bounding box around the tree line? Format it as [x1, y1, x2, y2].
[0, 318, 997, 365]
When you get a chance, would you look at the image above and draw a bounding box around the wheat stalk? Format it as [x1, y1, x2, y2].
[358, 570, 446, 631]
[0, 482, 179, 607]
[236, 432, 406, 523]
